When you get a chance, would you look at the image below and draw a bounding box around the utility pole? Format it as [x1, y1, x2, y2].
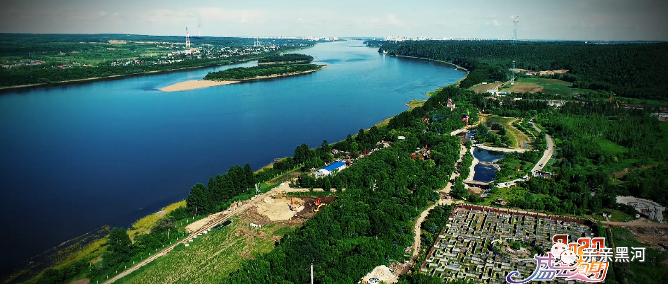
[311, 263, 314, 284]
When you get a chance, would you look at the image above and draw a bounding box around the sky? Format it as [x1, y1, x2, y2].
[1, 0, 667, 41]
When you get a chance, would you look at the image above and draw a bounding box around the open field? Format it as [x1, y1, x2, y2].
[501, 78, 587, 96]
[503, 81, 543, 93]
[115, 212, 285, 284]
[593, 137, 628, 156]
[469, 81, 503, 94]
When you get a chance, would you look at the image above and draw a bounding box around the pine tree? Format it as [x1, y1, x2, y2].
[244, 163, 254, 189]
[186, 183, 207, 215]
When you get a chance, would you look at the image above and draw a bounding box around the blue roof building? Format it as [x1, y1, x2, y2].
[315, 161, 347, 177]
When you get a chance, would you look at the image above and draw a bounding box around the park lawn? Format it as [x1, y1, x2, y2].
[484, 115, 530, 148]
[496, 156, 533, 183]
[481, 187, 532, 206]
[116, 215, 297, 284]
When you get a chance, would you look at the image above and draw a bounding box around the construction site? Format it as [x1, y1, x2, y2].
[103, 184, 336, 284]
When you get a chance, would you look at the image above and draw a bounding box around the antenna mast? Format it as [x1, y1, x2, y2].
[511, 60, 516, 85]
[512, 16, 519, 44]
[198, 24, 201, 37]
[185, 27, 191, 49]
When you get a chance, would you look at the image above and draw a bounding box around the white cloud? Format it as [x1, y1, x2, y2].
[386, 14, 400, 27]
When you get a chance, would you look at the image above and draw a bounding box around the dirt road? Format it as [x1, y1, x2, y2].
[101, 186, 291, 284]
[603, 218, 668, 228]
[404, 128, 470, 275]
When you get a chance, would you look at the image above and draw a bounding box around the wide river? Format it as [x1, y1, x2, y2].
[0, 40, 465, 270]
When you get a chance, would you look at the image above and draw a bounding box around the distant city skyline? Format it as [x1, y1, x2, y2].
[1, 0, 667, 41]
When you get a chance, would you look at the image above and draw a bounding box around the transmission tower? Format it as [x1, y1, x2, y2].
[511, 60, 516, 85]
[512, 16, 519, 44]
[185, 27, 191, 49]
[197, 24, 201, 37]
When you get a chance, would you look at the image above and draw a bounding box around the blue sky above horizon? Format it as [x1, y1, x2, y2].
[1, 0, 667, 41]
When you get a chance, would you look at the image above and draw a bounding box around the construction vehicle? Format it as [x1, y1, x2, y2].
[314, 197, 327, 212]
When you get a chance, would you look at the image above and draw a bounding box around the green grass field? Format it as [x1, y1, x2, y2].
[515, 78, 588, 96]
[116, 214, 296, 284]
[589, 208, 633, 222]
[593, 137, 628, 156]
[484, 115, 530, 148]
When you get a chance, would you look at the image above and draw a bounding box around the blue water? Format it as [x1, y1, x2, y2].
[472, 148, 505, 182]
[0, 40, 465, 270]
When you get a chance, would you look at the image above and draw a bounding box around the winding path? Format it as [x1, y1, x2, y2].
[403, 127, 469, 276]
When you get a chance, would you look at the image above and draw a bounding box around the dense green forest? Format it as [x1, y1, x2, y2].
[1, 57, 244, 86]
[203, 64, 324, 81]
[0, 34, 313, 87]
[218, 88, 475, 284]
[258, 53, 313, 64]
[369, 40, 668, 99]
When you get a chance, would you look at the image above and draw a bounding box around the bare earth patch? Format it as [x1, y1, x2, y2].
[470, 81, 504, 94]
[505, 82, 544, 93]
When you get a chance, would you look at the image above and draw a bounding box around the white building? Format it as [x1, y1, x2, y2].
[314, 161, 346, 177]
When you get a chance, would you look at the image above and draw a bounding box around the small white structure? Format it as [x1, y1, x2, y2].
[250, 223, 262, 228]
[314, 161, 346, 177]
[397, 135, 406, 140]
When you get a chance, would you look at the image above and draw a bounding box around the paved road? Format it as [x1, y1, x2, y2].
[530, 122, 554, 175]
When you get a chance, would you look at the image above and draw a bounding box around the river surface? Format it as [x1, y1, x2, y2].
[472, 148, 505, 182]
[0, 40, 465, 271]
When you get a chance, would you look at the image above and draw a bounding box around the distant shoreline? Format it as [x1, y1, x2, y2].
[0, 60, 258, 93]
[159, 65, 327, 92]
[0, 47, 313, 93]
[389, 54, 470, 87]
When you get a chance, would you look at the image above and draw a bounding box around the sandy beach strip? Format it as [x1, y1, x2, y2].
[466, 147, 479, 181]
[159, 80, 240, 92]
